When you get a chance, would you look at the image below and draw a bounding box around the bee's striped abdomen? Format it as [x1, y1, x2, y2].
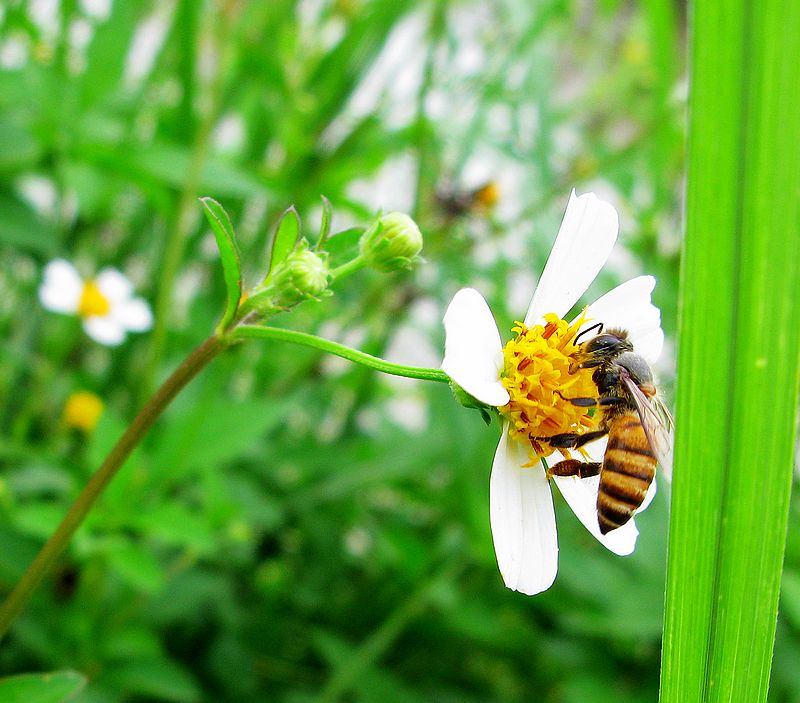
[597, 414, 656, 534]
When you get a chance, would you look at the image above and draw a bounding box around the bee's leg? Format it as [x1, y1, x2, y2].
[556, 393, 626, 409]
[569, 357, 605, 373]
[547, 428, 609, 449]
[547, 459, 602, 480]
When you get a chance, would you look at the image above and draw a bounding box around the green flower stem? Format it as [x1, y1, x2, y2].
[331, 255, 368, 281]
[234, 325, 451, 384]
[0, 334, 228, 641]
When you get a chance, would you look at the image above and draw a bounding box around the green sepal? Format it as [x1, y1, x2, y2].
[449, 381, 495, 425]
[199, 197, 242, 332]
[269, 206, 301, 275]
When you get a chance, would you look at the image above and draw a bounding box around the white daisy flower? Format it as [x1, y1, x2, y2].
[39, 259, 153, 346]
[441, 190, 665, 595]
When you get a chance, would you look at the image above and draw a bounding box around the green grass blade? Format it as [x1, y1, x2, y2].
[660, 2, 800, 701]
[199, 197, 242, 331]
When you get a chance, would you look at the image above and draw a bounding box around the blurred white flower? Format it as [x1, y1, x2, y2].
[442, 191, 664, 595]
[39, 259, 153, 346]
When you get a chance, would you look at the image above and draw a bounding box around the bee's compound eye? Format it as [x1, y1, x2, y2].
[586, 334, 622, 353]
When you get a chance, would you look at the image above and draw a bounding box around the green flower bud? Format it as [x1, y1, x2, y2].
[269, 241, 329, 306]
[245, 241, 330, 315]
[359, 212, 423, 272]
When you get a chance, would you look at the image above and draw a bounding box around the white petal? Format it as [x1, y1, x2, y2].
[553, 472, 639, 556]
[39, 259, 82, 314]
[639, 477, 657, 512]
[524, 191, 619, 325]
[83, 316, 126, 346]
[490, 427, 558, 595]
[583, 276, 664, 363]
[115, 297, 153, 332]
[442, 288, 510, 407]
[552, 434, 655, 554]
[96, 267, 133, 303]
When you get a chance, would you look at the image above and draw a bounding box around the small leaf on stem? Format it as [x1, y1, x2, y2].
[269, 206, 301, 275]
[199, 197, 242, 331]
[325, 227, 364, 268]
[316, 195, 333, 251]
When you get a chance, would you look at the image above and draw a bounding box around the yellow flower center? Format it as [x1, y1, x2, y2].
[474, 181, 500, 209]
[62, 391, 104, 433]
[78, 280, 111, 317]
[500, 311, 600, 460]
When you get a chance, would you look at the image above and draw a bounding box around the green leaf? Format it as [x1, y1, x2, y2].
[0, 192, 57, 255]
[175, 399, 288, 466]
[0, 671, 87, 703]
[13, 504, 67, 541]
[0, 526, 41, 582]
[103, 659, 201, 703]
[660, 3, 800, 701]
[779, 569, 800, 630]
[131, 503, 216, 555]
[0, 119, 42, 172]
[79, 1, 140, 107]
[157, 397, 292, 476]
[89, 142, 265, 198]
[103, 627, 163, 661]
[268, 206, 300, 274]
[200, 197, 242, 331]
[105, 541, 165, 594]
[325, 227, 364, 268]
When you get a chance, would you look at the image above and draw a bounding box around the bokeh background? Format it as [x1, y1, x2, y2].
[1, 1, 798, 701]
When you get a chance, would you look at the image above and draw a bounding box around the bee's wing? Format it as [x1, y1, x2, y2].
[621, 371, 674, 481]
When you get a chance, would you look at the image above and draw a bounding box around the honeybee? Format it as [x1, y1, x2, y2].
[545, 325, 674, 534]
[435, 181, 500, 218]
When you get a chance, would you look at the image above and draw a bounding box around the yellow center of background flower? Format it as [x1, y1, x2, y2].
[62, 391, 104, 433]
[500, 312, 600, 459]
[78, 281, 111, 317]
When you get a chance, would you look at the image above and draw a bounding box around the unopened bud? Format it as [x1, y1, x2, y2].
[359, 212, 423, 272]
[246, 241, 330, 315]
[269, 242, 329, 307]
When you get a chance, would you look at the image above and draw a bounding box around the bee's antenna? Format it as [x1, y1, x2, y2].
[574, 322, 604, 346]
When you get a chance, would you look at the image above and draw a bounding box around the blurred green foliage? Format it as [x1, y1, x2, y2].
[0, 0, 793, 701]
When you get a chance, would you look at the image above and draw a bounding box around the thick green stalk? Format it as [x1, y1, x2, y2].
[234, 325, 451, 384]
[0, 335, 226, 640]
[660, 2, 800, 701]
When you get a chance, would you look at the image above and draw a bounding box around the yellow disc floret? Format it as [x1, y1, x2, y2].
[62, 391, 104, 433]
[78, 280, 111, 317]
[500, 311, 600, 460]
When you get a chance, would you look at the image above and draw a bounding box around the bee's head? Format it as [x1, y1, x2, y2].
[582, 329, 633, 358]
[617, 351, 654, 388]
